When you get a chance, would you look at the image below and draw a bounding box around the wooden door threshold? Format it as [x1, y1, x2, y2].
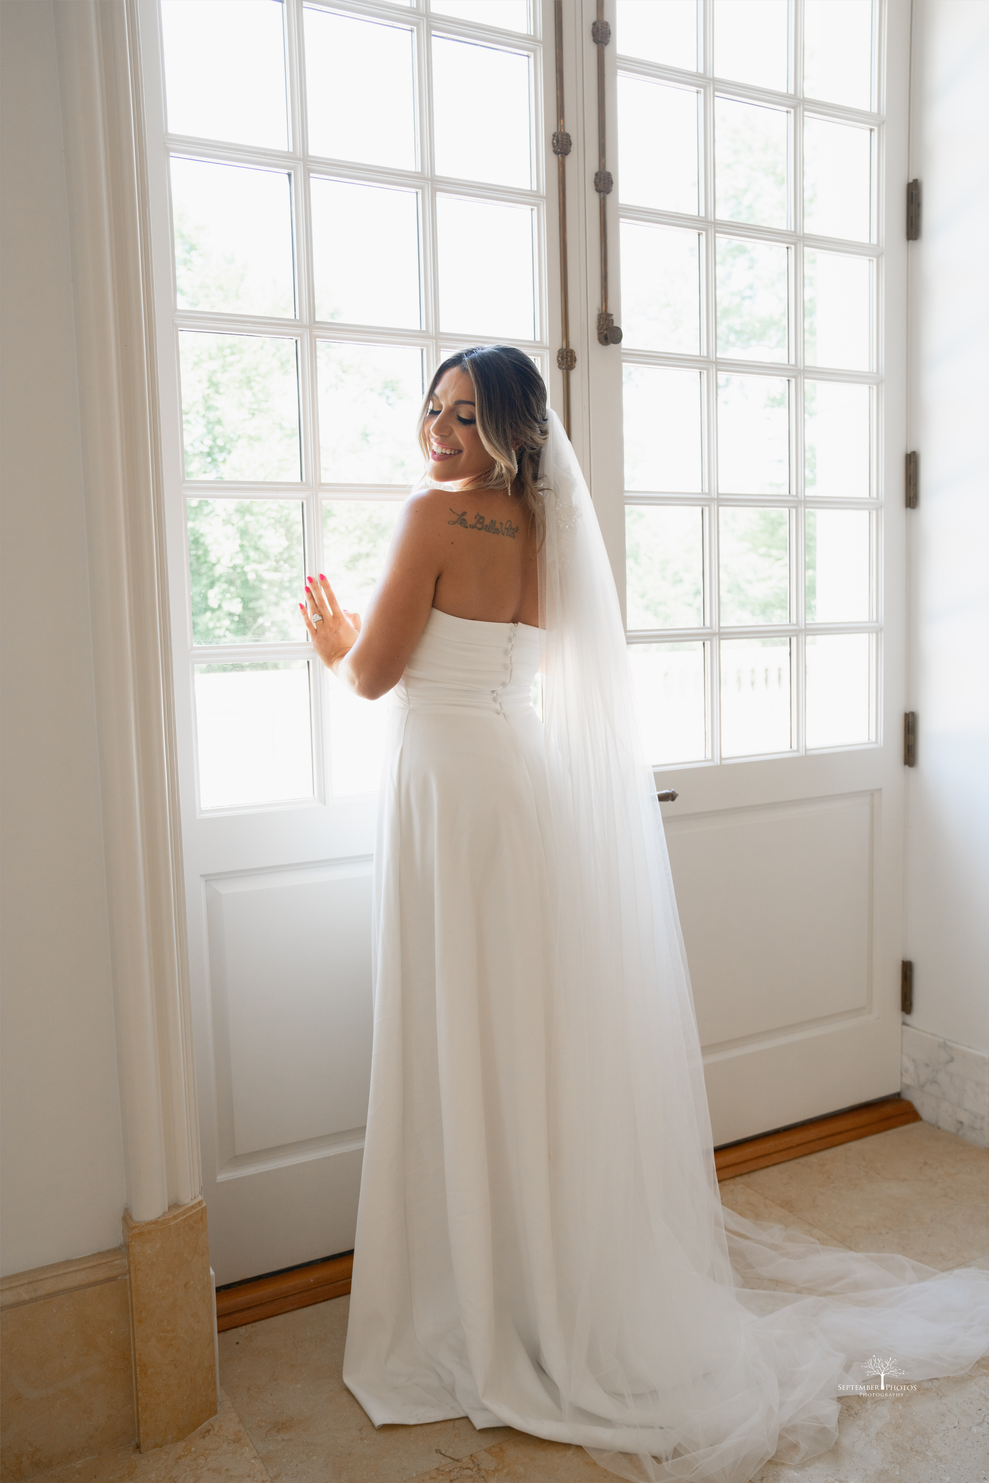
[216, 1095, 921, 1331]
[714, 1093, 920, 1181]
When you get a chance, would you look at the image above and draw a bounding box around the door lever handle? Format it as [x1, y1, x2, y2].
[656, 790, 679, 802]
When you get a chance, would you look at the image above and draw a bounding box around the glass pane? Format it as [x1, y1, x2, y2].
[616, 1, 697, 70]
[805, 0, 873, 110]
[436, 197, 536, 339]
[618, 78, 700, 214]
[431, 0, 530, 30]
[179, 332, 301, 482]
[312, 179, 420, 328]
[806, 510, 871, 622]
[630, 642, 708, 764]
[624, 367, 704, 493]
[171, 158, 294, 318]
[715, 98, 789, 230]
[717, 375, 790, 494]
[304, 9, 415, 171]
[805, 381, 871, 498]
[804, 118, 872, 241]
[625, 506, 704, 630]
[161, 0, 287, 150]
[318, 344, 423, 485]
[720, 637, 791, 756]
[433, 38, 531, 188]
[714, 0, 788, 91]
[621, 223, 701, 355]
[195, 661, 312, 809]
[806, 634, 872, 747]
[188, 499, 304, 645]
[322, 500, 404, 614]
[716, 237, 789, 363]
[719, 508, 790, 625]
[804, 251, 872, 370]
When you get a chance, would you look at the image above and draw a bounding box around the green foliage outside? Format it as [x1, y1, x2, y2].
[188, 500, 305, 645]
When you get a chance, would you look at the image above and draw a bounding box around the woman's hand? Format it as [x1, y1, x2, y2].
[299, 574, 361, 673]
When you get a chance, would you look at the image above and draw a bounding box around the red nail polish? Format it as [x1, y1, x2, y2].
[319, 573, 327, 580]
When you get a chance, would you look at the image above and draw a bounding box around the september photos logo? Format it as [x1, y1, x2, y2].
[840, 1355, 919, 1397]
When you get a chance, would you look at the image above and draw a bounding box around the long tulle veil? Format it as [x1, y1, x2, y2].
[535, 408, 989, 1482]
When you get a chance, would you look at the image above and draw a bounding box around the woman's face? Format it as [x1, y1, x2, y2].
[424, 368, 494, 487]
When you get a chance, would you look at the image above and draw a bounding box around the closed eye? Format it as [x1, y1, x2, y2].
[426, 407, 476, 426]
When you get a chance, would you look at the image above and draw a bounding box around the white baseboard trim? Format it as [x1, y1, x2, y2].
[901, 1025, 989, 1148]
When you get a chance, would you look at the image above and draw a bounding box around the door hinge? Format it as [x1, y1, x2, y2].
[901, 960, 914, 1014]
[904, 711, 917, 767]
[905, 451, 919, 508]
[907, 179, 921, 240]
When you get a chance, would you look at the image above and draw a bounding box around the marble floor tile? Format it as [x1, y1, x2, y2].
[210, 1121, 988, 1483]
[724, 1122, 989, 1271]
[27, 1391, 268, 1481]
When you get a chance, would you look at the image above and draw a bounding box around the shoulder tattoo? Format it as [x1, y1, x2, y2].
[448, 508, 519, 540]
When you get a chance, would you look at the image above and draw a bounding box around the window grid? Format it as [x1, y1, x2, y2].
[618, 0, 884, 768]
[164, 0, 548, 804]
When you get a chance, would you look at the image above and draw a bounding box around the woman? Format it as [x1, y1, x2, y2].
[301, 346, 988, 1483]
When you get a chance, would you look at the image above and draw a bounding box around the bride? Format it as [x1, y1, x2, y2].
[300, 345, 988, 1482]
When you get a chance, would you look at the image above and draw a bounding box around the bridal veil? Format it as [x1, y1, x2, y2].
[534, 407, 989, 1481]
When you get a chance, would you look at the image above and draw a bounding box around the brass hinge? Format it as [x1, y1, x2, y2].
[907, 179, 921, 240]
[597, 311, 623, 345]
[905, 450, 919, 508]
[593, 169, 614, 194]
[552, 130, 572, 156]
[904, 711, 917, 767]
[591, 18, 611, 44]
[556, 347, 577, 370]
[901, 960, 914, 1014]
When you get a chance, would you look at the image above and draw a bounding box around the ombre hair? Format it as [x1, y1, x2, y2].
[417, 346, 549, 540]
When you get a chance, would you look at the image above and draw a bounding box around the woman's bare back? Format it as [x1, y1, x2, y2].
[430, 485, 540, 628]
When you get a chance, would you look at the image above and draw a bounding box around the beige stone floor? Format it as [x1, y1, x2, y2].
[33, 1121, 989, 1483]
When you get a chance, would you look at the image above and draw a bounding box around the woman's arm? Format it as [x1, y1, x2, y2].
[300, 490, 445, 700]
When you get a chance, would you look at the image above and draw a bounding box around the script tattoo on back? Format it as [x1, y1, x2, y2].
[448, 509, 519, 540]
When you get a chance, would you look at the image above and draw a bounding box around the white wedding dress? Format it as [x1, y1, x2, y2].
[343, 414, 989, 1482]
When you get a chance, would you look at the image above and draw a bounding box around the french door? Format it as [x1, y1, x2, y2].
[589, 0, 910, 1145]
[139, 0, 908, 1283]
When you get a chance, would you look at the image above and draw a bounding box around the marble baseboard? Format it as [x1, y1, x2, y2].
[902, 1024, 989, 1148]
[0, 1250, 136, 1481]
[123, 1199, 217, 1452]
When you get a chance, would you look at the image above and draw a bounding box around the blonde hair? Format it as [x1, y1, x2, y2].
[417, 346, 549, 541]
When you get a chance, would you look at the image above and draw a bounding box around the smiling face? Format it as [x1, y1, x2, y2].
[423, 368, 495, 487]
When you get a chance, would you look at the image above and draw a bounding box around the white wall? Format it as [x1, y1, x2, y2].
[905, 0, 989, 1055]
[0, 0, 127, 1275]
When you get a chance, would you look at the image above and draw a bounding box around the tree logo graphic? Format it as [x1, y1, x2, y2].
[861, 1355, 907, 1390]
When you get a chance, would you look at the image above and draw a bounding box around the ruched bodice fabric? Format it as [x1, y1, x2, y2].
[395, 606, 543, 715]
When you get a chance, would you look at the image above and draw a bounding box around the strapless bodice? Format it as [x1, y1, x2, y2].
[395, 607, 544, 714]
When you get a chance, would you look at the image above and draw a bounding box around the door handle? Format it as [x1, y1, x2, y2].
[656, 790, 679, 802]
